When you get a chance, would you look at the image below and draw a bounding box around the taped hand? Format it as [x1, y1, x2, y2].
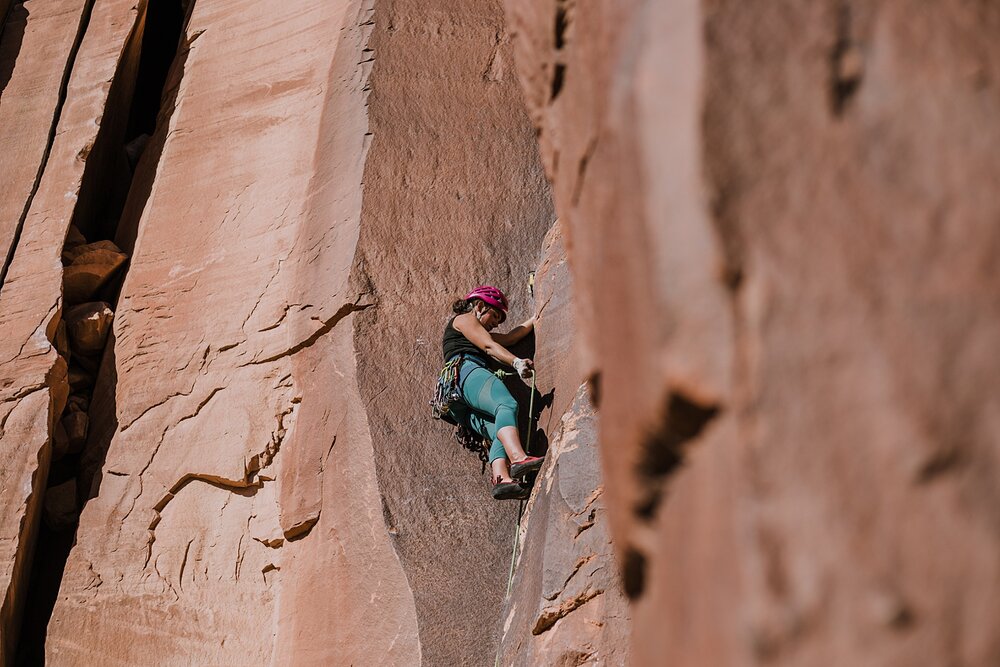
[513, 357, 535, 381]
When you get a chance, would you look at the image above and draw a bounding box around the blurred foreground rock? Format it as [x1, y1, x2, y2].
[504, 0, 1000, 664]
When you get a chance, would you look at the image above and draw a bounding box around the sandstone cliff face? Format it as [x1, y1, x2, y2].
[504, 0, 1000, 664]
[0, 0, 90, 275]
[0, 0, 143, 656]
[496, 222, 630, 666]
[1, 0, 623, 663]
[349, 0, 554, 663]
[44, 0, 424, 663]
[7, 0, 994, 663]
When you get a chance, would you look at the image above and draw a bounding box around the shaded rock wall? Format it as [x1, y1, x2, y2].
[499, 387, 629, 667]
[4, 0, 998, 663]
[505, 0, 1000, 665]
[0, 0, 90, 277]
[348, 0, 555, 663]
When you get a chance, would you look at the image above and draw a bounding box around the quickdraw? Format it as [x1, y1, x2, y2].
[430, 355, 464, 422]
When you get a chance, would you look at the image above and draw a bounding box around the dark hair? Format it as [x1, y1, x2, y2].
[452, 298, 474, 314]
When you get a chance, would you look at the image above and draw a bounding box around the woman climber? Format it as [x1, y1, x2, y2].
[439, 285, 544, 500]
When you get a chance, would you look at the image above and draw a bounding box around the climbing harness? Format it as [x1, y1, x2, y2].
[457, 427, 490, 472]
[430, 354, 491, 470]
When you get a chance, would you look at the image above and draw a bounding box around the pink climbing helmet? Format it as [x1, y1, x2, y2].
[465, 285, 508, 322]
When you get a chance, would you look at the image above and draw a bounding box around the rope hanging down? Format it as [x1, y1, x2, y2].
[495, 371, 536, 667]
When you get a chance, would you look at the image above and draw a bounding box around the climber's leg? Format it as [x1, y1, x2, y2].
[496, 426, 526, 462]
[460, 361, 528, 463]
[458, 359, 540, 495]
[472, 374, 543, 476]
[462, 410, 514, 482]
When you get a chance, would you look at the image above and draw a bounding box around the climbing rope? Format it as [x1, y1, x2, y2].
[524, 370, 537, 461]
[495, 371, 536, 667]
[491, 367, 537, 460]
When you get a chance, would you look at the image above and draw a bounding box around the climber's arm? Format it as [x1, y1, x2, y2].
[454, 312, 521, 367]
[491, 317, 535, 347]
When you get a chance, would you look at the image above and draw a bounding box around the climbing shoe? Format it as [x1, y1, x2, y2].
[510, 456, 545, 479]
[492, 480, 530, 500]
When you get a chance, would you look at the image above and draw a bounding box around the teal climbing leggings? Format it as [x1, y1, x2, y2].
[450, 357, 519, 463]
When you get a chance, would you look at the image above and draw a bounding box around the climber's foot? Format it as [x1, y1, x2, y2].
[492, 480, 530, 500]
[510, 455, 545, 479]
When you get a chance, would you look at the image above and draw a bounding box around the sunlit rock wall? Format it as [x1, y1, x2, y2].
[504, 0, 1000, 665]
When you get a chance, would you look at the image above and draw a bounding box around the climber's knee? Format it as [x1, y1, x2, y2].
[494, 398, 518, 432]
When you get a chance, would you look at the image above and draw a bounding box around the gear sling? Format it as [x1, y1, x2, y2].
[430, 354, 491, 469]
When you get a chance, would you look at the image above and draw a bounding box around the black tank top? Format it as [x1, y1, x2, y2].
[442, 315, 487, 363]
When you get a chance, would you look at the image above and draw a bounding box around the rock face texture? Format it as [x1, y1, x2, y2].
[0, 0, 143, 657]
[504, 0, 1000, 665]
[43, 0, 422, 663]
[348, 0, 561, 663]
[1, 0, 622, 663]
[496, 222, 630, 666]
[499, 387, 629, 666]
[0, 0, 90, 275]
[8, 0, 995, 663]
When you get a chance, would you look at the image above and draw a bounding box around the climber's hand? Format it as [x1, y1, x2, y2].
[513, 357, 534, 380]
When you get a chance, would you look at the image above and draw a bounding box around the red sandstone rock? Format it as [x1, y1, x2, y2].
[43, 480, 79, 531]
[504, 1, 1000, 665]
[63, 226, 87, 249]
[347, 0, 559, 662]
[2, 0, 628, 660]
[0, 390, 51, 660]
[0, 0, 90, 270]
[64, 301, 113, 355]
[66, 394, 88, 413]
[51, 420, 71, 461]
[53, 319, 71, 362]
[48, 0, 420, 663]
[61, 410, 88, 454]
[65, 364, 91, 393]
[499, 388, 630, 666]
[0, 0, 144, 657]
[47, 355, 70, 420]
[5, 0, 999, 663]
[495, 221, 629, 664]
[62, 243, 127, 304]
[61, 239, 121, 265]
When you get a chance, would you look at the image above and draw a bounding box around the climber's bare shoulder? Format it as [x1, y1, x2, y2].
[453, 312, 492, 348]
